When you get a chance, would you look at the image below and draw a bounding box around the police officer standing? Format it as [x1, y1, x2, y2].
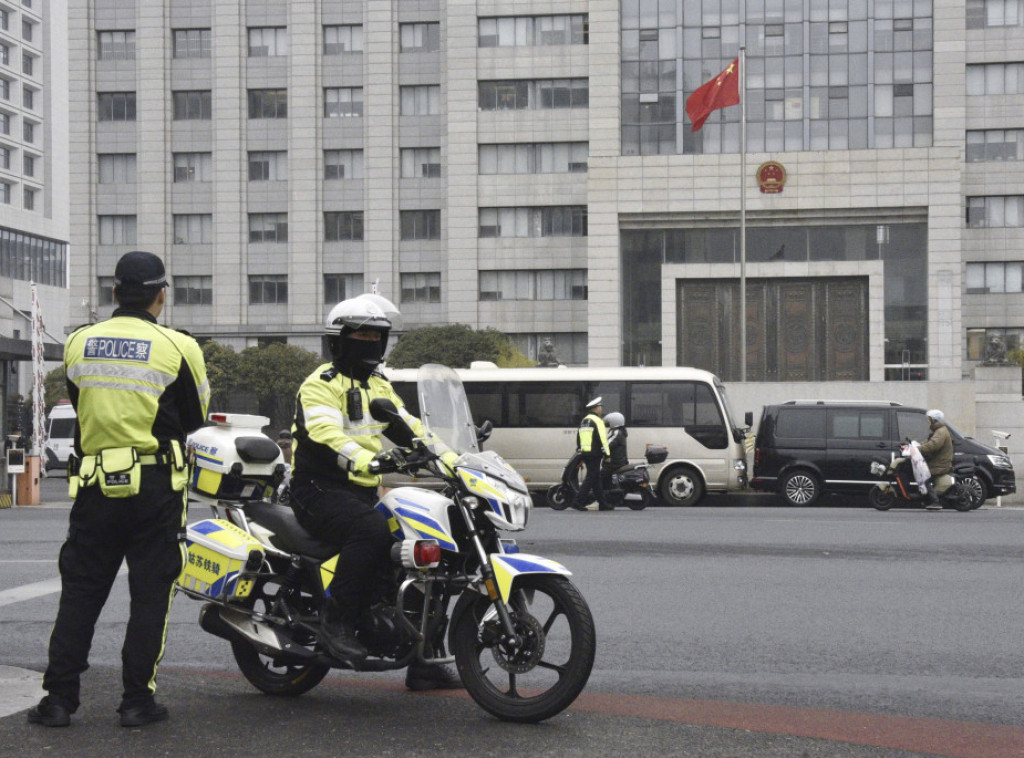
[289, 293, 461, 691]
[571, 397, 612, 511]
[28, 251, 209, 728]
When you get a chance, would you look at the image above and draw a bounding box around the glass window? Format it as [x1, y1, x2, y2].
[248, 27, 287, 57]
[324, 211, 364, 241]
[324, 273, 363, 303]
[174, 275, 213, 305]
[324, 149, 364, 179]
[172, 90, 211, 120]
[98, 30, 135, 60]
[248, 213, 289, 243]
[400, 210, 441, 240]
[172, 214, 213, 244]
[98, 215, 137, 245]
[400, 85, 441, 115]
[172, 29, 211, 59]
[400, 272, 441, 303]
[248, 89, 287, 119]
[324, 24, 363, 54]
[247, 151, 287, 181]
[324, 87, 363, 117]
[400, 147, 441, 178]
[400, 22, 440, 52]
[173, 152, 212, 182]
[249, 275, 288, 304]
[98, 92, 137, 122]
[896, 410, 930, 441]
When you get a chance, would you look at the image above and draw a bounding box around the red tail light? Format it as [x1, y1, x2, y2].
[754, 447, 763, 466]
[413, 540, 442, 568]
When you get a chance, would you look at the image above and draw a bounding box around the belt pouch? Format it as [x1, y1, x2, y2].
[97, 447, 141, 498]
[168, 440, 189, 492]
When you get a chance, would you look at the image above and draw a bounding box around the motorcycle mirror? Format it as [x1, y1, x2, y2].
[476, 419, 493, 445]
[369, 398, 402, 424]
[744, 411, 753, 427]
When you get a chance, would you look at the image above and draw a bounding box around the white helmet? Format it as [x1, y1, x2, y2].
[325, 293, 401, 336]
[604, 412, 625, 429]
[926, 409, 944, 423]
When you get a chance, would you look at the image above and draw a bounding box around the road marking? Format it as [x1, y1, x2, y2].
[0, 568, 126, 608]
[0, 667, 43, 719]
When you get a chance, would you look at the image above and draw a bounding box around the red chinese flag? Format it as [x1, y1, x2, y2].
[685, 58, 740, 131]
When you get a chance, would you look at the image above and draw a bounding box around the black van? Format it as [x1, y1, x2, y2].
[749, 401, 1016, 506]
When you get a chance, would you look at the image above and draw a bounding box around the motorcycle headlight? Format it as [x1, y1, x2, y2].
[459, 468, 530, 531]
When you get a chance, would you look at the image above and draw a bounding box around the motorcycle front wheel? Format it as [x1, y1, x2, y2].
[450, 575, 596, 723]
[869, 486, 895, 511]
[546, 484, 570, 510]
[230, 582, 331, 697]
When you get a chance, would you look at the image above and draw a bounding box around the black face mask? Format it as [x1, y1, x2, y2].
[339, 337, 383, 381]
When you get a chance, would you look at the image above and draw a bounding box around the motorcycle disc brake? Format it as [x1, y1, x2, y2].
[490, 612, 545, 674]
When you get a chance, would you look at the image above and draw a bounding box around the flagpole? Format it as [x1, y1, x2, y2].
[739, 46, 747, 382]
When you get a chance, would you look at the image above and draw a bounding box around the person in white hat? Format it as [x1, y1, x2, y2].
[571, 397, 612, 511]
[918, 409, 954, 510]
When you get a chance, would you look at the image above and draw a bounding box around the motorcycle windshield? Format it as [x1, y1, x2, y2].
[416, 364, 480, 455]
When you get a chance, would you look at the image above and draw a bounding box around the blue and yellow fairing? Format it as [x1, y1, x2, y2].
[489, 553, 572, 602]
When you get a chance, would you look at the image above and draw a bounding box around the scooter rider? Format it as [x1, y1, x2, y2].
[571, 397, 611, 511]
[603, 412, 629, 474]
[917, 408, 954, 511]
[289, 294, 461, 691]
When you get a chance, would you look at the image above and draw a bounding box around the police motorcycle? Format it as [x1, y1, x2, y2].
[547, 446, 666, 511]
[868, 443, 978, 511]
[177, 364, 596, 723]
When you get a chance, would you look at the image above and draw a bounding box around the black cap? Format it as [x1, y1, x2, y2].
[114, 251, 167, 289]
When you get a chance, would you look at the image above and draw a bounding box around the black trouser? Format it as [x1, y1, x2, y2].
[290, 473, 392, 624]
[573, 453, 609, 508]
[43, 468, 187, 712]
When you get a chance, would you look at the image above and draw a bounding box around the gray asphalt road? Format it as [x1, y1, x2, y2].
[1, 479, 1022, 757]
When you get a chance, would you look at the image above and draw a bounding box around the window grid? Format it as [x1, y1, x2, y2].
[479, 269, 588, 301]
[249, 275, 288, 305]
[967, 196, 1024, 228]
[478, 206, 588, 238]
[173, 29, 211, 59]
[400, 85, 441, 115]
[324, 273, 363, 303]
[249, 213, 289, 243]
[478, 15, 589, 47]
[966, 261, 1024, 293]
[173, 152, 212, 182]
[478, 79, 589, 110]
[248, 151, 288, 181]
[324, 149, 364, 179]
[98, 92, 136, 122]
[400, 210, 441, 240]
[324, 24, 363, 54]
[324, 211, 364, 241]
[966, 129, 1024, 162]
[173, 214, 213, 245]
[400, 272, 441, 303]
[400, 22, 440, 52]
[99, 154, 138, 184]
[174, 275, 213, 305]
[400, 147, 441, 178]
[173, 90, 212, 120]
[248, 89, 287, 119]
[98, 215, 137, 245]
[98, 30, 135, 60]
[324, 87, 363, 117]
[248, 27, 287, 57]
[479, 142, 588, 174]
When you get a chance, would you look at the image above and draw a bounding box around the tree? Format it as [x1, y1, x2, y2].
[385, 324, 533, 369]
[44, 366, 69, 409]
[201, 341, 244, 413]
[237, 342, 322, 431]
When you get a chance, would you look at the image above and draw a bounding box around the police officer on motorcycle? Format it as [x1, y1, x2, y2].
[288, 294, 461, 691]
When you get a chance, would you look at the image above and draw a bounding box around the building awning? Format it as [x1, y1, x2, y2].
[0, 336, 63, 362]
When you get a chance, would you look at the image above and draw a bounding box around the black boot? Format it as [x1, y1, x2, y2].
[321, 600, 368, 664]
[924, 482, 942, 510]
[405, 662, 463, 691]
[26, 696, 71, 728]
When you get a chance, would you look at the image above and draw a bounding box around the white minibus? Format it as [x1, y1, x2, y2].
[386, 364, 749, 506]
[45, 399, 77, 471]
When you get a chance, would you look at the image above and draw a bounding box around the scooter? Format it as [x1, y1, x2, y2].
[546, 445, 667, 511]
[868, 449, 978, 511]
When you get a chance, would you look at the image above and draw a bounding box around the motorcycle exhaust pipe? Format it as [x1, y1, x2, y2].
[199, 603, 307, 658]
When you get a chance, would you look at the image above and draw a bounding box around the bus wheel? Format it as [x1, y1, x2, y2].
[659, 466, 704, 507]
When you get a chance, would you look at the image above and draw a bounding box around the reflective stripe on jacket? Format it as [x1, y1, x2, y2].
[64, 311, 209, 455]
[577, 413, 610, 456]
[292, 364, 426, 488]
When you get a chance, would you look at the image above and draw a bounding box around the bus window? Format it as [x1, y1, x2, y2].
[507, 382, 579, 428]
[581, 382, 625, 419]
[465, 383, 503, 427]
[631, 382, 689, 427]
[392, 382, 419, 416]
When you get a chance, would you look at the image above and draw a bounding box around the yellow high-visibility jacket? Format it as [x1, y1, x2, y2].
[576, 412, 610, 457]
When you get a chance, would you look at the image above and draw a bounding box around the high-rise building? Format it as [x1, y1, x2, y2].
[67, 0, 1022, 383]
[0, 0, 69, 439]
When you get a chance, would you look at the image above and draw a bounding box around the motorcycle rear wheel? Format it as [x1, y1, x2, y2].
[231, 584, 331, 697]
[869, 487, 895, 511]
[449, 575, 596, 723]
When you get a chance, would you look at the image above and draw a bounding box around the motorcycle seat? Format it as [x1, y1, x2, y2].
[243, 501, 338, 560]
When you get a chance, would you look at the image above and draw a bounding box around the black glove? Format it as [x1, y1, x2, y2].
[367, 448, 405, 475]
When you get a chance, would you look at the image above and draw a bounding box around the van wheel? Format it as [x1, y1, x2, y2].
[659, 466, 704, 507]
[965, 475, 986, 509]
[780, 470, 821, 507]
